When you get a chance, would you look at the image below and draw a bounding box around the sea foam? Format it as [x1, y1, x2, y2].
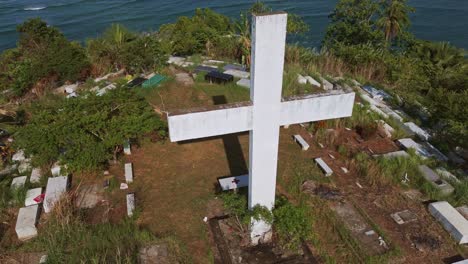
[24, 6, 47, 11]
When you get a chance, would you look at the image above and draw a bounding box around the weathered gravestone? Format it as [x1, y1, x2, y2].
[15, 205, 39, 241]
[44, 176, 69, 213]
[166, 12, 354, 244]
[11, 176, 27, 189]
[125, 163, 133, 183]
[315, 158, 333, 176]
[30, 168, 42, 183]
[25, 188, 42, 206]
[428, 201, 468, 244]
[419, 165, 454, 195]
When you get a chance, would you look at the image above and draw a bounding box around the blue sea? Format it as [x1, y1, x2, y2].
[0, 0, 467, 52]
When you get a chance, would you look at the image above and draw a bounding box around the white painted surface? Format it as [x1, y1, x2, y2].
[359, 93, 378, 106]
[218, 175, 249, 191]
[404, 122, 430, 141]
[25, 188, 42, 206]
[64, 84, 78, 94]
[15, 205, 39, 241]
[44, 176, 69, 213]
[315, 158, 333, 176]
[126, 193, 135, 216]
[11, 176, 27, 189]
[452, 260, 468, 264]
[125, 163, 133, 183]
[236, 78, 251, 89]
[30, 168, 42, 183]
[429, 201, 468, 244]
[224, 69, 250, 79]
[293, 135, 309, 151]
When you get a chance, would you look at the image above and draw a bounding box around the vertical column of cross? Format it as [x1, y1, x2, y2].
[248, 12, 288, 244]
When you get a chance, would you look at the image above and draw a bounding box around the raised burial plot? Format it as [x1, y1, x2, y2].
[123, 140, 131, 155]
[30, 168, 42, 183]
[15, 205, 39, 241]
[218, 175, 248, 191]
[373, 150, 409, 159]
[236, 78, 250, 89]
[223, 69, 250, 79]
[429, 201, 468, 244]
[125, 163, 133, 183]
[25, 188, 42, 206]
[419, 165, 454, 195]
[404, 122, 431, 141]
[44, 176, 69, 213]
[126, 193, 135, 217]
[397, 138, 431, 159]
[292, 135, 309, 151]
[11, 176, 27, 189]
[315, 158, 333, 176]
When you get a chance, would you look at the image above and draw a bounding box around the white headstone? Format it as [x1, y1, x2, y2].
[377, 120, 394, 138]
[125, 163, 133, 183]
[305, 76, 320, 87]
[373, 150, 409, 159]
[25, 188, 42, 206]
[44, 176, 69, 213]
[320, 77, 334, 90]
[30, 168, 42, 183]
[297, 74, 307, 84]
[428, 201, 468, 244]
[293, 135, 309, 151]
[126, 193, 135, 216]
[11, 176, 27, 189]
[315, 158, 333, 176]
[15, 205, 39, 241]
[218, 175, 249, 191]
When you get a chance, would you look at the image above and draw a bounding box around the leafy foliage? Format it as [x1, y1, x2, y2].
[14, 88, 166, 171]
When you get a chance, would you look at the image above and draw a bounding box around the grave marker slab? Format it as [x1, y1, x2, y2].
[369, 105, 389, 118]
[25, 188, 42, 206]
[44, 176, 69, 213]
[236, 78, 251, 89]
[457, 206, 468, 220]
[320, 77, 334, 90]
[125, 163, 133, 183]
[223, 69, 250, 79]
[11, 176, 27, 189]
[12, 150, 26, 162]
[15, 205, 39, 241]
[397, 138, 431, 159]
[50, 162, 63, 177]
[315, 158, 333, 176]
[123, 140, 131, 155]
[305, 76, 320, 87]
[218, 175, 248, 191]
[373, 150, 409, 159]
[18, 161, 31, 174]
[293, 135, 309, 151]
[377, 120, 394, 138]
[223, 64, 245, 71]
[390, 210, 417, 225]
[428, 201, 468, 244]
[404, 122, 431, 141]
[419, 165, 454, 195]
[297, 74, 307, 84]
[127, 193, 135, 216]
[436, 167, 459, 183]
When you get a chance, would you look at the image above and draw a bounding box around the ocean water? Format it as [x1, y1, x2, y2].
[0, 0, 467, 52]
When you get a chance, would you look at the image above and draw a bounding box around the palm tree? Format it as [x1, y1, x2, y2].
[234, 14, 251, 68]
[377, 0, 414, 44]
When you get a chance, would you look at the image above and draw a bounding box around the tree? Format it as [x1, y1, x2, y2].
[377, 0, 414, 44]
[14, 88, 166, 171]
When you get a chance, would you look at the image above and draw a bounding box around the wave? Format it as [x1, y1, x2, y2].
[24, 6, 47, 11]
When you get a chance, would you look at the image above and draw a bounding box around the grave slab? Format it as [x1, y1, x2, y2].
[369, 105, 389, 118]
[127, 193, 135, 216]
[18, 161, 31, 174]
[75, 184, 103, 209]
[305, 76, 320, 87]
[428, 201, 468, 244]
[373, 150, 409, 159]
[223, 69, 250, 79]
[404, 122, 431, 141]
[362, 85, 391, 101]
[11, 176, 27, 189]
[436, 167, 459, 183]
[223, 64, 245, 71]
[236, 78, 251, 89]
[377, 120, 394, 137]
[125, 163, 133, 183]
[50, 162, 64, 177]
[456, 206, 468, 220]
[12, 150, 26, 162]
[419, 165, 454, 195]
[123, 140, 131, 155]
[25, 188, 42, 206]
[44, 176, 69, 213]
[15, 205, 39, 241]
[175, 73, 194, 86]
[320, 77, 334, 90]
[297, 74, 307, 84]
[397, 138, 431, 159]
[390, 210, 418, 225]
[315, 158, 333, 176]
[293, 135, 309, 151]
[218, 175, 248, 191]
[423, 142, 449, 162]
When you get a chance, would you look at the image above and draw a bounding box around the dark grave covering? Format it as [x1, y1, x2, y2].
[127, 77, 146, 88]
[194, 65, 218, 73]
[205, 71, 234, 84]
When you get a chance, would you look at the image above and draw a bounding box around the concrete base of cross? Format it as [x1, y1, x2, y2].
[250, 219, 273, 245]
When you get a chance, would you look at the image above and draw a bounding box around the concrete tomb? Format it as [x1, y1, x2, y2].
[223, 69, 250, 79]
[404, 122, 431, 141]
[50, 162, 64, 177]
[18, 161, 31, 174]
[436, 167, 459, 183]
[11, 176, 27, 189]
[166, 13, 354, 245]
[373, 150, 409, 159]
[175, 72, 194, 86]
[127, 193, 135, 216]
[123, 140, 131, 155]
[12, 150, 26, 162]
[125, 163, 133, 183]
[44, 176, 69, 213]
[305, 76, 321, 87]
[223, 64, 246, 71]
[76, 184, 103, 209]
[419, 165, 454, 195]
[218, 175, 249, 191]
[397, 138, 431, 159]
[15, 205, 39, 241]
[25, 188, 42, 206]
[297, 74, 307, 84]
[428, 201, 468, 244]
[236, 78, 251, 89]
[315, 158, 333, 176]
[194, 65, 217, 73]
[369, 105, 389, 119]
[362, 85, 391, 101]
[320, 77, 334, 90]
[377, 120, 394, 138]
[457, 205, 468, 220]
[293, 135, 309, 151]
[390, 210, 417, 224]
[423, 142, 449, 162]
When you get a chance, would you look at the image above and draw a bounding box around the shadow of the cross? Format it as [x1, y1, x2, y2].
[177, 95, 249, 180]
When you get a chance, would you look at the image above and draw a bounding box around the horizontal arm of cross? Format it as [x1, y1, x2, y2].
[167, 91, 355, 142]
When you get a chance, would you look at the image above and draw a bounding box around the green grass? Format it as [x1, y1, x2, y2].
[193, 82, 249, 103]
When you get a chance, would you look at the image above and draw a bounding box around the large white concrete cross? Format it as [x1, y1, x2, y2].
[167, 12, 355, 244]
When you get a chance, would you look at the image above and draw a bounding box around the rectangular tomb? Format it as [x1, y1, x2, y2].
[293, 135, 309, 151]
[315, 158, 333, 176]
[44, 176, 69, 213]
[127, 193, 135, 217]
[397, 138, 431, 159]
[419, 165, 454, 195]
[218, 175, 248, 191]
[125, 163, 133, 183]
[30, 168, 42, 183]
[25, 188, 42, 206]
[15, 205, 39, 241]
[11, 176, 27, 189]
[373, 150, 409, 159]
[428, 201, 468, 244]
[123, 140, 131, 155]
[404, 122, 431, 141]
